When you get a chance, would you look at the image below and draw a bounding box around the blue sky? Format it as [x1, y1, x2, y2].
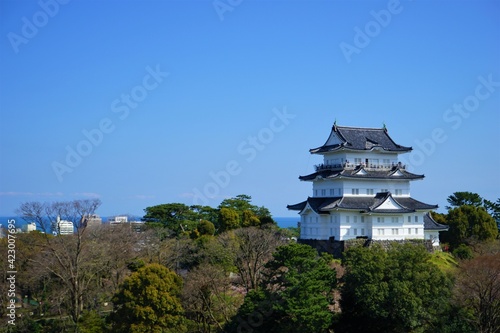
[0, 0, 499, 218]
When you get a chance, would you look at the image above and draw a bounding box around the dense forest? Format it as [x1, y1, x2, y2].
[0, 192, 498, 333]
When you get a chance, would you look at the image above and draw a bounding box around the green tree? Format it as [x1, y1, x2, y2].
[445, 205, 498, 248]
[218, 207, 240, 232]
[446, 191, 484, 209]
[219, 194, 254, 212]
[219, 194, 274, 226]
[143, 203, 197, 234]
[241, 209, 260, 227]
[484, 198, 500, 230]
[197, 220, 216, 236]
[227, 243, 337, 333]
[109, 263, 187, 333]
[339, 243, 452, 333]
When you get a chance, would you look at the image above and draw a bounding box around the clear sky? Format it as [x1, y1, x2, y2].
[0, 0, 499, 218]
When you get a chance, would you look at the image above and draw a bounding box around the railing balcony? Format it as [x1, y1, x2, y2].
[314, 162, 405, 172]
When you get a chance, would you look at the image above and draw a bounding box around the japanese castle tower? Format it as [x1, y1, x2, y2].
[287, 123, 447, 246]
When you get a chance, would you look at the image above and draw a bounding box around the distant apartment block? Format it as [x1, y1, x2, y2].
[83, 214, 102, 227]
[22, 222, 37, 233]
[108, 216, 128, 224]
[52, 216, 74, 235]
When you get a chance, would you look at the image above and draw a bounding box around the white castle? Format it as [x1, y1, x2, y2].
[287, 123, 447, 246]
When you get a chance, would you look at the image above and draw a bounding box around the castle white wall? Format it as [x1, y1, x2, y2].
[312, 179, 411, 197]
[322, 151, 400, 167]
[300, 211, 426, 241]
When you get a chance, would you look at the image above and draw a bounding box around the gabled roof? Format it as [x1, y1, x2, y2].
[287, 193, 437, 215]
[424, 212, 449, 231]
[299, 165, 424, 181]
[310, 125, 412, 154]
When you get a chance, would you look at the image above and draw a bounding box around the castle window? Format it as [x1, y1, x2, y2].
[407, 216, 411, 223]
[321, 189, 326, 196]
[361, 216, 365, 223]
[353, 228, 358, 236]
[346, 216, 350, 223]
[367, 189, 374, 195]
[408, 228, 411, 234]
[330, 189, 335, 196]
[414, 216, 418, 223]
[361, 228, 365, 235]
[353, 216, 358, 223]
[395, 189, 402, 196]
[352, 188, 359, 195]
[377, 217, 385, 223]
[354, 158, 362, 165]
[392, 217, 398, 223]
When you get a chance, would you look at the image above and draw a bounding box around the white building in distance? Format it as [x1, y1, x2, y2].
[52, 216, 74, 235]
[287, 123, 447, 246]
[83, 214, 102, 227]
[22, 222, 37, 233]
[108, 216, 128, 224]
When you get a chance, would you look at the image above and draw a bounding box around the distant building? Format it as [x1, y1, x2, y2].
[108, 216, 128, 224]
[83, 214, 102, 228]
[52, 216, 74, 235]
[287, 123, 448, 247]
[22, 222, 37, 233]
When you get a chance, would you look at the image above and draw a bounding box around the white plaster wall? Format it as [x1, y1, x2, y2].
[322, 152, 400, 166]
[312, 179, 411, 197]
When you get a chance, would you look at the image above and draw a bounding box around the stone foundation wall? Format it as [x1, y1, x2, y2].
[299, 237, 437, 258]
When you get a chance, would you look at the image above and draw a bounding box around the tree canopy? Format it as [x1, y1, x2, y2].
[110, 263, 187, 333]
[339, 243, 452, 333]
[446, 191, 484, 209]
[227, 243, 337, 333]
[444, 205, 498, 248]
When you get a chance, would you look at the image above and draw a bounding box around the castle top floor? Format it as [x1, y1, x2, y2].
[310, 124, 412, 156]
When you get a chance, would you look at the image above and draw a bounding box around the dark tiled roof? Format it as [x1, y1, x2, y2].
[299, 165, 424, 181]
[287, 193, 437, 214]
[310, 125, 412, 154]
[424, 212, 449, 231]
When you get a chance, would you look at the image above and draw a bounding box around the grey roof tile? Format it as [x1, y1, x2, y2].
[310, 125, 412, 154]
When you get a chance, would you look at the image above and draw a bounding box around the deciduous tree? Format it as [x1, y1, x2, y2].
[454, 251, 500, 333]
[16, 199, 103, 327]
